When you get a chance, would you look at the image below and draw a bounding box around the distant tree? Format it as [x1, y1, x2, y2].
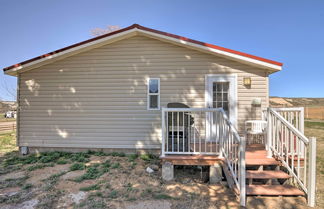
[90, 25, 121, 37]
[0, 76, 16, 101]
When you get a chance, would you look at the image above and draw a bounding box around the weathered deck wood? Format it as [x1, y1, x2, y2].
[160, 155, 222, 165]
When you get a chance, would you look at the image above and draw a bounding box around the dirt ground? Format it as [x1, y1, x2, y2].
[0, 150, 311, 209]
[1, 119, 323, 209]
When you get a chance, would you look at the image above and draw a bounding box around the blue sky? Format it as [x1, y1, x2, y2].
[1, 0, 323, 101]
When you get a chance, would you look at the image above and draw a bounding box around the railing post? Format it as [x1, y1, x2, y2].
[161, 108, 166, 157]
[239, 136, 246, 207]
[300, 107, 305, 134]
[307, 137, 316, 207]
[219, 111, 223, 158]
[266, 108, 272, 158]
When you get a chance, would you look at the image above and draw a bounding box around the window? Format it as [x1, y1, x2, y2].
[213, 82, 230, 116]
[147, 78, 160, 110]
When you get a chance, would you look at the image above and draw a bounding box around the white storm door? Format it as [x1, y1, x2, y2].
[206, 74, 237, 141]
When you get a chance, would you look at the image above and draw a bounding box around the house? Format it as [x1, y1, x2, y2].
[2, 24, 316, 207]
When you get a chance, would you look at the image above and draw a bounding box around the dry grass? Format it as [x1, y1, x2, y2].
[305, 107, 324, 120]
[0, 115, 16, 122]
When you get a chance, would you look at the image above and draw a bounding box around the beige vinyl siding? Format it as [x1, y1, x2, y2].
[19, 35, 268, 149]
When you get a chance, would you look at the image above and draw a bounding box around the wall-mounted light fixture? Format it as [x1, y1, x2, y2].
[243, 77, 251, 86]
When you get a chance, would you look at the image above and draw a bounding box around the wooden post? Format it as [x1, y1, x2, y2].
[239, 136, 246, 207]
[161, 109, 166, 157]
[307, 137, 316, 207]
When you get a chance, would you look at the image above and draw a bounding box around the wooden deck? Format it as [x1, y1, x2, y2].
[160, 154, 222, 165]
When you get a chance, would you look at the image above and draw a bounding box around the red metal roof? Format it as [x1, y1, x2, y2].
[3, 24, 282, 72]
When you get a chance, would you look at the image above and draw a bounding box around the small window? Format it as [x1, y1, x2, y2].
[147, 78, 160, 110]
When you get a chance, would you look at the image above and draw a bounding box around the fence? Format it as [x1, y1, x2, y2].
[0, 123, 16, 133]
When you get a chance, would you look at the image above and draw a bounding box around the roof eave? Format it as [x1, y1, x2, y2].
[3, 24, 283, 76]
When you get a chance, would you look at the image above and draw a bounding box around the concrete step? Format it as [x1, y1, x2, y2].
[246, 170, 291, 179]
[246, 158, 280, 166]
[246, 185, 304, 196]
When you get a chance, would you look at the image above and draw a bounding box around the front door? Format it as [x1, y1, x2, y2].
[206, 74, 237, 141]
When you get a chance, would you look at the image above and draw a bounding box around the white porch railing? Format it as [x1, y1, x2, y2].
[263, 107, 304, 133]
[267, 108, 316, 207]
[161, 107, 246, 206]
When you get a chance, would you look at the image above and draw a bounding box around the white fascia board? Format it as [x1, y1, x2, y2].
[4, 28, 138, 76]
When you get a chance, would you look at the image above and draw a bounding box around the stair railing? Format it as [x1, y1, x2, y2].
[218, 109, 246, 207]
[267, 108, 316, 207]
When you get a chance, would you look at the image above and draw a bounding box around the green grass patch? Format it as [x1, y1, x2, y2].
[111, 162, 120, 169]
[70, 153, 90, 163]
[110, 152, 126, 157]
[140, 153, 157, 162]
[102, 160, 111, 168]
[70, 163, 85, 171]
[305, 121, 324, 129]
[56, 159, 68, 164]
[2, 151, 91, 168]
[38, 152, 61, 163]
[73, 166, 104, 182]
[79, 184, 101, 191]
[127, 154, 138, 162]
[22, 183, 33, 190]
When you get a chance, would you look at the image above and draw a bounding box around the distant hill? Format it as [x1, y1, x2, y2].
[0, 101, 17, 113]
[270, 97, 324, 107]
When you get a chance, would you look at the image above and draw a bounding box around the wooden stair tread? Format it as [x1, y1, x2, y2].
[246, 170, 291, 179]
[246, 185, 304, 196]
[246, 158, 279, 166]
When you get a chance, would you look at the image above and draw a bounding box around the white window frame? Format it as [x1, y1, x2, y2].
[147, 78, 160, 110]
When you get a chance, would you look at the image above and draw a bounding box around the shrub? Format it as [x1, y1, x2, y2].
[39, 152, 61, 163]
[69, 163, 85, 171]
[102, 160, 111, 168]
[70, 153, 90, 163]
[74, 166, 104, 182]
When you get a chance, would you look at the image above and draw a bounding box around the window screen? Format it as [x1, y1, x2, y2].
[213, 82, 229, 116]
[148, 78, 160, 110]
